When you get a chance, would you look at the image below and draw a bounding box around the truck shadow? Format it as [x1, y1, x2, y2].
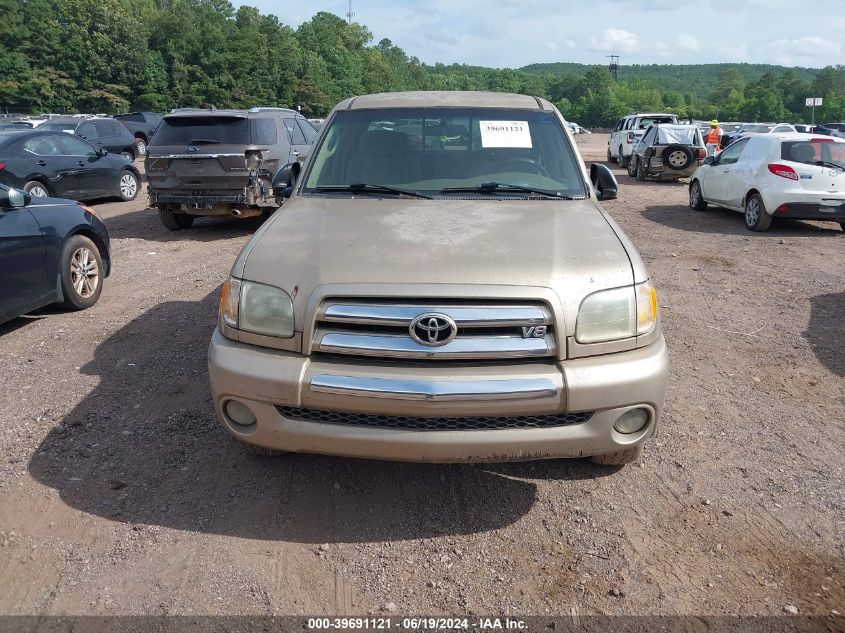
[101, 207, 269, 243]
[642, 204, 841, 236]
[805, 292, 845, 377]
[27, 290, 614, 543]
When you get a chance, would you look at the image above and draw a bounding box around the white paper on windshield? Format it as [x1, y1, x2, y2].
[479, 121, 532, 148]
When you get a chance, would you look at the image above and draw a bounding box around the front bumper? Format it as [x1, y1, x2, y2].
[208, 329, 669, 463]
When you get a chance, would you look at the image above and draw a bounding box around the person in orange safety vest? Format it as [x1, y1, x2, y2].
[705, 120, 723, 156]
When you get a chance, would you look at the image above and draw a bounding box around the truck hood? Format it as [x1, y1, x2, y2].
[238, 197, 635, 335]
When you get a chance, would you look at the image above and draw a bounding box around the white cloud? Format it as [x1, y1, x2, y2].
[675, 34, 700, 52]
[761, 36, 841, 66]
[588, 28, 640, 54]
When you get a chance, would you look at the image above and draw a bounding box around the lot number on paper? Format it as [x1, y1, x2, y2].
[480, 121, 532, 148]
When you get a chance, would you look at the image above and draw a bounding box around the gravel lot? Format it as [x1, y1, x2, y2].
[0, 134, 842, 619]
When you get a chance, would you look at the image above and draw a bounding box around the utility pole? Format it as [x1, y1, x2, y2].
[347, 0, 355, 24]
[607, 55, 620, 81]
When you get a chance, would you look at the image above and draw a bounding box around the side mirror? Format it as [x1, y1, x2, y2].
[1, 188, 30, 209]
[590, 163, 618, 201]
[272, 163, 298, 198]
[703, 155, 714, 166]
[97, 148, 108, 157]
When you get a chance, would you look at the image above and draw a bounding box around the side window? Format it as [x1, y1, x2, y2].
[297, 119, 318, 144]
[77, 122, 99, 140]
[22, 135, 64, 156]
[283, 118, 307, 145]
[717, 138, 749, 165]
[251, 118, 278, 145]
[58, 135, 96, 156]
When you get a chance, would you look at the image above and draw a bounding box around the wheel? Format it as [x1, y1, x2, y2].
[157, 205, 195, 230]
[23, 180, 49, 198]
[118, 170, 139, 201]
[745, 193, 772, 232]
[121, 151, 134, 162]
[235, 438, 287, 456]
[636, 159, 647, 181]
[662, 144, 694, 170]
[591, 445, 643, 466]
[689, 180, 708, 211]
[607, 147, 616, 164]
[60, 235, 103, 310]
[618, 149, 628, 168]
[135, 137, 147, 156]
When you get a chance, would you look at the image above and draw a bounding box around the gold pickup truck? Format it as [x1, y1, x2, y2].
[208, 91, 668, 465]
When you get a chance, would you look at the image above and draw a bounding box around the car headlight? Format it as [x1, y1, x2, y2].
[576, 281, 657, 344]
[219, 276, 294, 338]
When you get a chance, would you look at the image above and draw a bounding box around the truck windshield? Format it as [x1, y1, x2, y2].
[302, 108, 587, 198]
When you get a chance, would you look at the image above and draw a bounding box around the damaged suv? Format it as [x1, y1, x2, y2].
[209, 91, 668, 465]
[145, 108, 316, 230]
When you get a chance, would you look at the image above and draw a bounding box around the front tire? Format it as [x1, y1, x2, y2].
[60, 235, 103, 310]
[591, 445, 643, 466]
[607, 147, 616, 164]
[636, 159, 647, 181]
[157, 206, 195, 231]
[135, 138, 147, 156]
[23, 180, 50, 198]
[689, 180, 708, 210]
[627, 156, 638, 177]
[745, 194, 772, 232]
[118, 170, 139, 201]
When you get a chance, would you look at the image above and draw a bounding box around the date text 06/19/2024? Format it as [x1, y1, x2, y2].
[307, 617, 528, 630]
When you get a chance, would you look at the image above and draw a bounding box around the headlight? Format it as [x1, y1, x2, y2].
[219, 277, 294, 338]
[576, 281, 657, 344]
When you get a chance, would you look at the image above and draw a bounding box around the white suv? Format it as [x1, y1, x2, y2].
[689, 133, 845, 232]
[608, 113, 679, 167]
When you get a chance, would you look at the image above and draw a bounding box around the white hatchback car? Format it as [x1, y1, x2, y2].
[689, 133, 845, 231]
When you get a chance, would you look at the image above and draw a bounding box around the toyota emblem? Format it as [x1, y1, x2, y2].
[409, 313, 457, 346]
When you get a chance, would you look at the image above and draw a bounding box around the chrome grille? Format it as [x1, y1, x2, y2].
[277, 406, 591, 431]
[312, 300, 556, 360]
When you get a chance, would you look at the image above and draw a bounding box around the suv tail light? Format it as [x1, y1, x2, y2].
[768, 163, 798, 180]
[696, 148, 706, 159]
[0, 162, 5, 171]
[627, 132, 635, 144]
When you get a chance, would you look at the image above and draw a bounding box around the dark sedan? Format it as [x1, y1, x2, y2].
[0, 184, 111, 326]
[38, 117, 138, 161]
[0, 130, 140, 202]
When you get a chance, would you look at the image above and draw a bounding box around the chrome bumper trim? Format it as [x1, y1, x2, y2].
[309, 375, 558, 401]
[319, 302, 551, 327]
[314, 331, 554, 359]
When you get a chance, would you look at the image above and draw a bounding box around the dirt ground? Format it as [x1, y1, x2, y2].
[0, 134, 843, 620]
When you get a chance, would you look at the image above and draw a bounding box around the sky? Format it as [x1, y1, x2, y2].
[233, 0, 845, 69]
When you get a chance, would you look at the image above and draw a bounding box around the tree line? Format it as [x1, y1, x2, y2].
[2, 0, 844, 127]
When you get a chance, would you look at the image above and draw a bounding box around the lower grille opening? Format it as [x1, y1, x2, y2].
[277, 406, 592, 431]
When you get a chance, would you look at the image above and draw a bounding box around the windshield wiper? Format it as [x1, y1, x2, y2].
[814, 160, 845, 171]
[188, 139, 221, 145]
[314, 183, 433, 199]
[441, 182, 583, 200]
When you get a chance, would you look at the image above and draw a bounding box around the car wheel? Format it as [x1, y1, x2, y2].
[607, 147, 616, 164]
[627, 157, 638, 177]
[118, 170, 139, 201]
[23, 180, 49, 198]
[135, 138, 147, 156]
[157, 205, 195, 230]
[689, 180, 708, 211]
[636, 159, 647, 181]
[618, 149, 628, 168]
[60, 235, 103, 310]
[591, 445, 642, 466]
[662, 144, 694, 170]
[745, 193, 772, 232]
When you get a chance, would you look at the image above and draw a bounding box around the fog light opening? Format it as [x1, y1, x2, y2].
[224, 399, 257, 427]
[614, 408, 650, 434]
